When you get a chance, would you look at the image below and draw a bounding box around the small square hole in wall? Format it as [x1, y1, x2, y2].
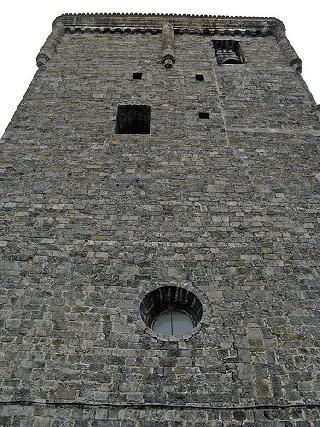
[199, 112, 209, 119]
[196, 74, 204, 81]
[115, 105, 151, 134]
[133, 72, 142, 80]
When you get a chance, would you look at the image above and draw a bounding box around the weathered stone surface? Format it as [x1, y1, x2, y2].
[0, 12, 320, 426]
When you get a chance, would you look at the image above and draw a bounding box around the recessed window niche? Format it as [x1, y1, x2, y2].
[213, 40, 244, 65]
[115, 105, 151, 134]
[140, 286, 203, 338]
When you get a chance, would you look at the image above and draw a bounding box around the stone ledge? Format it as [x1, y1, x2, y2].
[54, 13, 284, 37]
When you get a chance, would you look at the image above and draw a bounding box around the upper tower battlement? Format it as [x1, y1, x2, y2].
[36, 12, 301, 73]
[54, 12, 285, 34]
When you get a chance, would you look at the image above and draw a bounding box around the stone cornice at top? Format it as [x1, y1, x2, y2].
[36, 13, 300, 73]
[54, 12, 285, 36]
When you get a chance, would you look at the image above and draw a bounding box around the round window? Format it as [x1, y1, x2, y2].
[140, 286, 203, 337]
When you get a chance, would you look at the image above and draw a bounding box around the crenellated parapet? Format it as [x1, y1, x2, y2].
[36, 21, 64, 68]
[55, 12, 285, 36]
[36, 13, 302, 72]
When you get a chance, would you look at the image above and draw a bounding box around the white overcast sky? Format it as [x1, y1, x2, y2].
[0, 0, 319, 137]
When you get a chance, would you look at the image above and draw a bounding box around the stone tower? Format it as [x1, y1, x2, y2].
[1, 13, 320, 426]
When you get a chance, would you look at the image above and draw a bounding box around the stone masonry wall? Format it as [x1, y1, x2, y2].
[0, 15, 320, 426]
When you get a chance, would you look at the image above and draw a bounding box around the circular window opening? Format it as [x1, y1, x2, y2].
[140, 286, 203, 337]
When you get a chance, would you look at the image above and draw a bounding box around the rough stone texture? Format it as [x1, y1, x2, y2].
[0, 13, 320, 426]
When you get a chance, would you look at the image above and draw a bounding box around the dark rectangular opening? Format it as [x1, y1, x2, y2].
[213, 40, 243, 65]
[196, 74, 204, 81]
[115, 105, 151, 134]
[133, 72, 142, 80]
[199, 112, 209, 119]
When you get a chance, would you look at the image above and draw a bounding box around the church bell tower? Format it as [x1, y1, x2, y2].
[1, 12, 320, 426]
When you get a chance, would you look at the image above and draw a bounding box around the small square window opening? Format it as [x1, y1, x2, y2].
[133, 72, 143, 80]
[199, 112, 210, 119]
[196, 74, 204, 81]
[115, 105, 151, 134]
